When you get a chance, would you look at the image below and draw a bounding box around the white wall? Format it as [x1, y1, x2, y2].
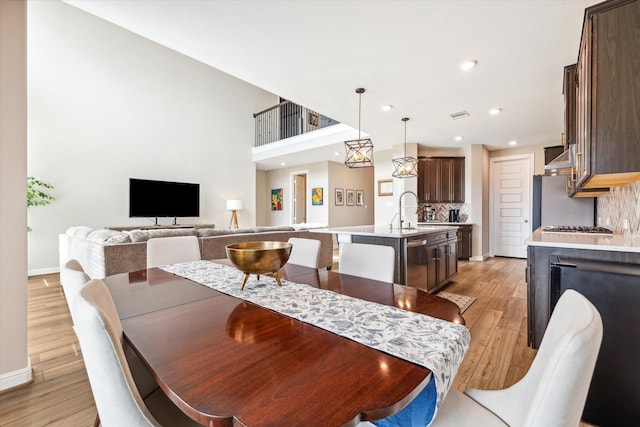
[0, 0, 31, 390]
[261, 161, 329, 226]
[27, 1, 275, 273]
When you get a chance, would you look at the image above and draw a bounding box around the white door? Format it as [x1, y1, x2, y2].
[490, 155, 533, 258]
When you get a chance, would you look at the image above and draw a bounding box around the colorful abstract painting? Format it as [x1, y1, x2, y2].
[271, 188, 283, 211]
[312, 187, 323, 205]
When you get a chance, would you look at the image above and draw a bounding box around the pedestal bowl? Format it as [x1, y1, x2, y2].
[225, 241, 292, 290]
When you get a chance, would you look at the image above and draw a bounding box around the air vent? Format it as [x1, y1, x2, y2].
[449, 110, 470, 120]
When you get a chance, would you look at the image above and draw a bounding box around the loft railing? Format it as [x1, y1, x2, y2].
[253, 100, 340, 147]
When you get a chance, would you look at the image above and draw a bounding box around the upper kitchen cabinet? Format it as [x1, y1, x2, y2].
[418, 157, 465, 203]
[575, 0, 640, 189]
[563, 64, 611, 197]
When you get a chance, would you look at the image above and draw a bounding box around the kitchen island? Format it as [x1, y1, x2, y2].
[316, 225, 459, 293]
[525, 228, 640, 426]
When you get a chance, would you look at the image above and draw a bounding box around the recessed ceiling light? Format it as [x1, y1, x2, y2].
[509, 140, 518, 146]
[459, 60, 477, 71]
[381, 105, 393, 112]
[281, 162, 286, 166]
[454, 136, 464, 142]
[334, 151, 340, 156]
[489, 108, 502, 115]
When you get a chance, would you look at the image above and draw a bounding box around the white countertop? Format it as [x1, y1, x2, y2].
[313, 224, 458, 239]
[525, 229, 640, 253]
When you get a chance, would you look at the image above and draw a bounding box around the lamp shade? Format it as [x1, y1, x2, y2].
[226, 199, 242, 211]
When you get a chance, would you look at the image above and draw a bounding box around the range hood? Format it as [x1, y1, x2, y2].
[544, 144, 576, 173]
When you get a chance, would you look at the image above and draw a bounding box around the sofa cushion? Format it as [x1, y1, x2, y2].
[197, 228, 255, 237]
[66, 226, 96, 239]
[254, 226, 295, 232]
[128, 228, 198, 243]
[87, 229, 131, 244]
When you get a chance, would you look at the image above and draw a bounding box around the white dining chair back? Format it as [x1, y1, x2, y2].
[74, 279, 201, 427]
[146, 235, 201, 268]
[339, 242, 395, 283]
[429, 289, 603, 427]
[60, 259, 90, 325]
[287, 237, 321, 268]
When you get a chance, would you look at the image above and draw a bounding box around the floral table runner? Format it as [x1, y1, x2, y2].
[161, 260, 470, 415]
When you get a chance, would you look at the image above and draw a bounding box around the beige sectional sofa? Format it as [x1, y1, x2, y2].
[59, 225, 334, 279]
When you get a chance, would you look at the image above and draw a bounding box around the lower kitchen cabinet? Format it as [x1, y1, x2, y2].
[456, 224, 472, 260]
[426, 230, 458, 293]
[351, 229, 458, 294]
[527, 244, 640, 426]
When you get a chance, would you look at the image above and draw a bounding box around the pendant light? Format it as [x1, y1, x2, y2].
[344, 88, 374, 168]
[392, 117, 418, 178]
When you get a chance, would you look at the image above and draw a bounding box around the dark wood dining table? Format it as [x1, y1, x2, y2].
[104, 262, 465, 427]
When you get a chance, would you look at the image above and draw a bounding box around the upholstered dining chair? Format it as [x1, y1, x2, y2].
[60, 259, 90, 325]
[339, 242, 395, 283]
[146, 235, 201, 268]
[73, 279, 201, 427]
[426, 289, 603, 427]
[287, 237, 321, 268]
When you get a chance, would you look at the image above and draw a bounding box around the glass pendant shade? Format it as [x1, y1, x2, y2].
[392, 117, 418, 178]
[345, 88, 374, 168]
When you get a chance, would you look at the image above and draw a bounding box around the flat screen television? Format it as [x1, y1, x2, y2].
[129, 178, 200, 219]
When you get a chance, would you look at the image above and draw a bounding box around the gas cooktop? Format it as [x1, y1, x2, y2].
[541, 225, 613, 235]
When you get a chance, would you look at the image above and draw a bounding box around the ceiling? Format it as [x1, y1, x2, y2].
[65, 0, 599, 170]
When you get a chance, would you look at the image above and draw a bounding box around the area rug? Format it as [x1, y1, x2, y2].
[437, 291, 476, 314]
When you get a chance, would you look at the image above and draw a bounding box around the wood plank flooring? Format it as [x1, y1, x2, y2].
[0, 258, 593, 426]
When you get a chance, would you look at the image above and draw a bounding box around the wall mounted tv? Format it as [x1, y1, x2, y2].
[129, 178, 200, 222]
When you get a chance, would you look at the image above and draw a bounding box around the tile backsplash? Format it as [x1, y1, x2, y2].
[419, 202, 470, 223]
[597, 180, 640, 235]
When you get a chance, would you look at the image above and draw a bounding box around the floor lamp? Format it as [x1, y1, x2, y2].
[226, 199, 242, 229]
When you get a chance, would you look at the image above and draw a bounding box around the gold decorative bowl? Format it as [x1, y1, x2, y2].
[225, 241, 292, 290]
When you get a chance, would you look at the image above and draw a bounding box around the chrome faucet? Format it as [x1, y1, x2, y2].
[398, 190, 418, 229]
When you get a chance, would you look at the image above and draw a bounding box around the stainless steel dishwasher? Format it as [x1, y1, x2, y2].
[404, 237, 428, 290]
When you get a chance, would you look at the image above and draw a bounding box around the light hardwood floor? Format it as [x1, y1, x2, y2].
[0, 258, 593, 426]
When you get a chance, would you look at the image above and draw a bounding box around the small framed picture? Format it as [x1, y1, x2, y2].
[346, 189, 355, 206]
[312, 187, 323, 205]
[378, 179, 393, 196]
[335, 188, 344, 206]
[356, 190, 364, 206]
[271, 188, 283, 211]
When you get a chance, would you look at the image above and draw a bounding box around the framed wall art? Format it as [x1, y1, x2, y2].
[271, 188, 283, 211]
[378, 179, 393, 196]
[312, 187, 323, 205]
[346, 189, 355, 206]
[356, 190, 364, 206]
[335, 188, 344, 206]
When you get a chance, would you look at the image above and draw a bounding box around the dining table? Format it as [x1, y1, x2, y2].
[104, 260, 469, 427]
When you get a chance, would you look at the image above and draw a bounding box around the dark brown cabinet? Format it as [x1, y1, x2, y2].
[418, 157, 465, 203]
[426, 230, 458, 293]
[527, 244, 640, 426]
[456, 224, 472, 260]
[574, 0, 640, 190]
[563, 64, 610, 197]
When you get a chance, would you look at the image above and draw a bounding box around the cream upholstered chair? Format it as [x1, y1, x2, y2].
[428, 289, 603, 427]
[287, 237, 321, 268]
[60, 259, 90, 325]
[339, 242, 395, 283]
[73, 279, 201, 427]
[146, 235, 201, 268]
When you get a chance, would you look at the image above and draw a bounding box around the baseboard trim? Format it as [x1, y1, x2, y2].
[0, 363, 32, 392]
[28, 266, 60, 276]
[469, 253, 489, 262]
